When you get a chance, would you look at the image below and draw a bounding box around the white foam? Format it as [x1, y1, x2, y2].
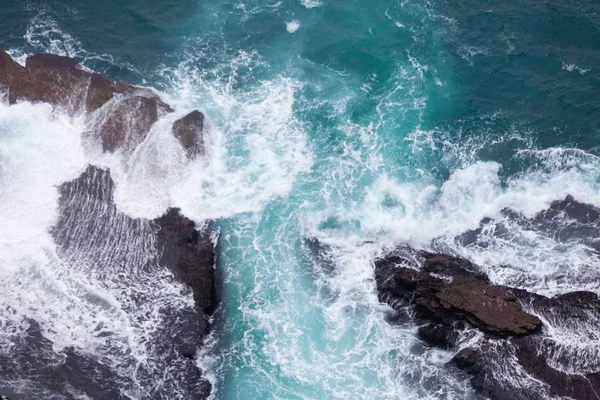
[286, 20, 301, 33]
[149, 50, 313, 222]
[0, 102, 87, 276]
[0, 99, 200, 397]
[24, 12, 84, 58]
[562, 61, 590, 75]
[300, 0, 323, 9]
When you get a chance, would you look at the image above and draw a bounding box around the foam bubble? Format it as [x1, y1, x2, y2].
[300, 0, 323, 9]
[286, 21, 301, 33]
[561, 61, 590, 75]
[22, 12, 84, 58]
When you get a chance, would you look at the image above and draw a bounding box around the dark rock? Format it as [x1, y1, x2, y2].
[513, 335, 600, 400]
[458, 195, 600, 253]
[451, 347, 482, 374]
[13, 53, 92, 111]
[154, 208, 217, 314]
[0, 50, 176, 153]
[421, 253, 488, 283]
[373, 248, 421, 304]
[0, 50, 131, 112]
[92, 95, 160, 152]
[0, 320, 127, 399]
[433, 279, 541, 336]
[0, 50, 28, 104]
[87, 72, 117, 112]
[172, 110, 205, 157]
[418, 323, 459, 349]
[391, 254, 542, 339]
[394, 267, 431, 290]
[542, 195, 600, 225]
[179, 345, 198, 359]
[376, 249, 600, 400]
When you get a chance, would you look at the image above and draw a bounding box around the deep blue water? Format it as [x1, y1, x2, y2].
[2, 0, 600, 398]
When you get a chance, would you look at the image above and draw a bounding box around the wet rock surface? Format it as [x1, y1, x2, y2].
[0, 320, 126, 399]
[0, 50, 202, 154]
[375, 248, 600, 400]
[172, 110, 205, 157]
[0, 50, 134, 112]
[154, 208, 217, 315]
[458, 195, 600, 253]
[0, 50, 215, 398]
[41, 165, 217, 399]
[395, 253, 542, 338]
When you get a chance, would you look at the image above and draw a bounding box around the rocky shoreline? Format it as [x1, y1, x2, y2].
[0, 50, 218, 398]
[374, 198, 600, 400]
[0, 49, 204, 156]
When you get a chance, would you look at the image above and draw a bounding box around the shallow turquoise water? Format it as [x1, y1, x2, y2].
[2, 0, 600, 398]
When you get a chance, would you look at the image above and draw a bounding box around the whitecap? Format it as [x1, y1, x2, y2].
[301, 0, 323, 8]
[286, 20, 301, 33]
[562, 61, 590, 75]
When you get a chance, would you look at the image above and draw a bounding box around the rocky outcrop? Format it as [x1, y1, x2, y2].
[0, 50, 209, 154]
[376, 250, 600, 400]
[52, 164, 218, 319]
[392, 253, 542, 340]
[458, 195, 600, 254]
[0, 50, 140, 112]
[0, 50, 214, 398]
[155, 208, 217, 314]
[89, 94, 170, 152]
[50, 165, 217, 398]
[173, 110, 205, 157]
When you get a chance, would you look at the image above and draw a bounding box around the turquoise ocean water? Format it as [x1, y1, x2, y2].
[1, 0, 600, 398]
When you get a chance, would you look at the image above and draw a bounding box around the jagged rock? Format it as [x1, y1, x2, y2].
[451, 347, 482, 374]
[375, 249, 600, 400]
[0, 51, 29, 104]
[172, 110, 205, 157]
[0, 50, 176, 153]
[418, 323, 460, 349]
[422, 253, 487, 282]
[541, 195, 600, 224]
[154, 208, 217, 314]
[458, 195, 600, 253]
[393, 253, 542, 338]
[91, 95, 161, 152]
[0, 50, 139, 112]
[450, 334, 600, 400]
[0, 320, 125, 399]
[53, 165, 218, 315]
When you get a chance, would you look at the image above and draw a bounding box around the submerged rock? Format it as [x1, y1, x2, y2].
[458, 195, 600, 253]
